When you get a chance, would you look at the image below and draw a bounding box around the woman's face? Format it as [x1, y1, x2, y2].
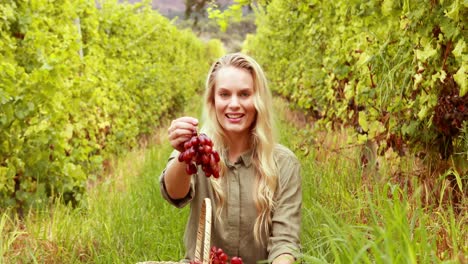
[214, 66, 256, 141]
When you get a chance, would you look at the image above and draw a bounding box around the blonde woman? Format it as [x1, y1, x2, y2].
[160, 53, 301, 264]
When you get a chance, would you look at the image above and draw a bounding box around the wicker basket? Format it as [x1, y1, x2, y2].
[137, 198, 212, 264]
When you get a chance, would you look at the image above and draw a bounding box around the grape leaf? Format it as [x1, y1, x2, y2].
[444, 1, 460, 21]
[454, 65, 467, 96]
[452, 39, 466, 58]
[415, 44, 437, 62]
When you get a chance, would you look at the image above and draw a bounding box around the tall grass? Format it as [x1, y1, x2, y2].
[274, 99, 466, 263]
[1, 97, 466, 263]
[1, 139, 188, 263]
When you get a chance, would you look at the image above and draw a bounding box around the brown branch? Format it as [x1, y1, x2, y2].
[442, 40, 452, 71]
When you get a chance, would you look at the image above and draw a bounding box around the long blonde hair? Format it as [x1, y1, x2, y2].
[201, 53, 278, 246]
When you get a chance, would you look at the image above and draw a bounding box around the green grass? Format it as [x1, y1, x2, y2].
[1, 141, 188, 264]
[1, 97, 466, 263]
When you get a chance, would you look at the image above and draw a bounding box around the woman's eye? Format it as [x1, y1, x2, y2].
[240, 92, 250, 97]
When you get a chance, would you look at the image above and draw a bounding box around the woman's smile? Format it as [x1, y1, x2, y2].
[226, 113, 245, 123]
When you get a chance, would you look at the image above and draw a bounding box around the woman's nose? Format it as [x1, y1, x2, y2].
[228, 95, 240, 108]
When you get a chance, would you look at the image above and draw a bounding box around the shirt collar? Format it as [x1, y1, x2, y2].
[239, 149, 253, 167]
[225, 149, 253, 167]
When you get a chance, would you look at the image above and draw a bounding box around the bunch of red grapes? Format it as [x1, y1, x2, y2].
[178, 132, 220, 178]
[189, 246, 243, 264]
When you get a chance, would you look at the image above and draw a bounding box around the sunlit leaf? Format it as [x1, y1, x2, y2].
[415, 44, 437, 62]
[454, 65, 467, 96]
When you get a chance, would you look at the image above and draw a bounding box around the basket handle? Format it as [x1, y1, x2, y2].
[194, 198, 212, 264]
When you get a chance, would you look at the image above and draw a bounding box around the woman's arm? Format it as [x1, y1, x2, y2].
[268, 145, 302, 262]
[273, 254, 295, 264]
[164, 117, 198, 199]
[164, 158, 192, 199]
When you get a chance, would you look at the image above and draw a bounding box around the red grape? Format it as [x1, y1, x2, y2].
[179, 132, 221, 178]
[190, 245, 243, 264]
[202, 154, 210, 165]
[212, 150, 220, 162]
[230, 257, 243, 264]
[185, 163, 197, 175]
[203, 145, 212, 153]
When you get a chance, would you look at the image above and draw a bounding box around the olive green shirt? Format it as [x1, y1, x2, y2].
[159, 144, 302, 264]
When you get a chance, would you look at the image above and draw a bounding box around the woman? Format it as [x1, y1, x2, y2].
[160, 53, 301, 264]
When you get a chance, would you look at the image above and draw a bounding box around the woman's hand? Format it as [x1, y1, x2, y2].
[272, 254, 295, 264]
[164, 117, 198, 200]
[167, 117, 198, 152]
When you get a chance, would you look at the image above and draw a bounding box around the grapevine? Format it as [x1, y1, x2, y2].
[241, 0, 466, 168]
[0, 0, 224, 210]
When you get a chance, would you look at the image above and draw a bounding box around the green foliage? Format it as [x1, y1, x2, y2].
[176, 12, 256, 53]
[2, 98, 465, 262]
[0, 0, 221, 210]
[207, 0, 250, 32]
[243, 0, 467, 167]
